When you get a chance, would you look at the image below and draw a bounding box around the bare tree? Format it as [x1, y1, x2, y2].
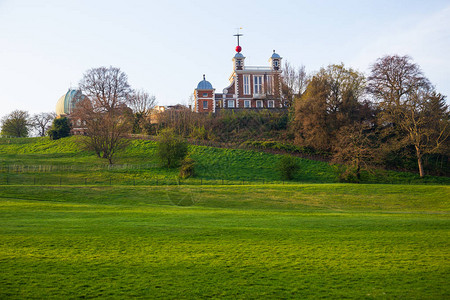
[129, 89, 156, 115]
[282, 61, 308, 107]
[395, 90, 448, 177]
[297, 65, 308, 95]
[368, 55, 449, 177]
[31, 112, 56, 137]
[332, 123, 377, 181]
[368, 55, 430, 108]
[128, 89, 156, 133]
[157, 105, 194, 136]
[74, 66, 133, 164]
[79, 66, 131, 112]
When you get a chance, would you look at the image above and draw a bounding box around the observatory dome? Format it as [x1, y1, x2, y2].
[56, 89, 86, 117]
[197, 76, 213, 90]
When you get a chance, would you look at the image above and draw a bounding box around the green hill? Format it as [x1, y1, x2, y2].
[0, 136, 449, 185]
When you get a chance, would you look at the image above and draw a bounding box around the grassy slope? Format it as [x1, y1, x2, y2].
[1, 136, 449, 184]
[0, 184, 449, 299]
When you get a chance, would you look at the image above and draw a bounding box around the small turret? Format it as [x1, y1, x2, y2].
[233, 52, 245, 71]
[269, 50, 282, 71]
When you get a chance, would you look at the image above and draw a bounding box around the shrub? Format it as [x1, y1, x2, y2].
[190, 126, 214, 141]
[334, 165, 359, 183]
[179, 157, 196, 179]
[48, 117, 71, 140]
[157, 128, 188, 168]
[278, 155, 299, 180]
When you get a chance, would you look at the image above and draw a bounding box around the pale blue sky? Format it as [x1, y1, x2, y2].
[1, 0, 449, 116]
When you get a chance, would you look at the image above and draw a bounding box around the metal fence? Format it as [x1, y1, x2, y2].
[0, 172, 291, 186]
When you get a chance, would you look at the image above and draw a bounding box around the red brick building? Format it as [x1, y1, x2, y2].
[194, 45, 283, 113]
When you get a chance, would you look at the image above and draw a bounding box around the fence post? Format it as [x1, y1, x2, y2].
[110, 178, 112, 186]
[201, 178, 202, 185]
[34, 177, 36, 185]
[85, 178, 87, 185]
[59, 177, 62, 186]
[222, 179, 224, 185]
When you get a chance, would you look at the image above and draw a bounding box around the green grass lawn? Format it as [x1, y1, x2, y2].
[1, 184, 449, 299]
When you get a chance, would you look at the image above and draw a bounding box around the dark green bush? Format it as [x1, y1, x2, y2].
[157, 128, 188, 168]
[48, 117, 71, 140]
[278, 155, 299, 180]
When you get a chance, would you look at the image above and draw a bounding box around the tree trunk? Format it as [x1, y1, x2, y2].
[416, 149, 424, 177]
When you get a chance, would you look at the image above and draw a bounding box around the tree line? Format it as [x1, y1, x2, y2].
[289, 55, 449, 178]
[1, 55, 449, 178]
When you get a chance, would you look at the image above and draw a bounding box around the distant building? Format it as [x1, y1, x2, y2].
[194, 37, 283, 113]
[55, 89, 86, 118]
[55, 89, 87, 134]
[150, 104, 190, 124]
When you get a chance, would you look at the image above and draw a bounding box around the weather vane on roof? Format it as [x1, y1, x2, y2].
[233, 27, 243, 53]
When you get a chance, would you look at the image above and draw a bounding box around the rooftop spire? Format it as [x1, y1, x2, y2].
[233, 27, 243, 52]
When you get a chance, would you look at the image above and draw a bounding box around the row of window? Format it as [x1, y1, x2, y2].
[203, 100, 276, 109]
[243, 75, 273, 95]
[200, 75, 275, 98]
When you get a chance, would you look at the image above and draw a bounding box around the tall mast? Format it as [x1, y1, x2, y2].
[233, 27, 243, 52]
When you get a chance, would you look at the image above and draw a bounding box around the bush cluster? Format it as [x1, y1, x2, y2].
[278, 155, 300, 181]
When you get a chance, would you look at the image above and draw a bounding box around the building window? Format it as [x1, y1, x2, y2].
[243, 75, 250, 95]
[256, 100, 263, 108]
[254, 76, 263, 94]
[274, 60, 279, 67]
[202, 93, 208, 97]
[267, 76, 273, 94]
[244, 100, 251, 108]
[268, 100, 274, 108]
[203, 101, 208, 109]
[227, 100, 235, 108]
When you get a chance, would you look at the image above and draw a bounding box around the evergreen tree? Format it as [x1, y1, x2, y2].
[48, 117, 71, 140]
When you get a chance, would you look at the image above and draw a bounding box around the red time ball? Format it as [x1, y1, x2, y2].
[235, 45, 242, 53]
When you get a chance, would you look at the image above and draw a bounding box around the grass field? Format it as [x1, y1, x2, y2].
[1, 137, 449, 298]
[1, 184, 449, 299]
